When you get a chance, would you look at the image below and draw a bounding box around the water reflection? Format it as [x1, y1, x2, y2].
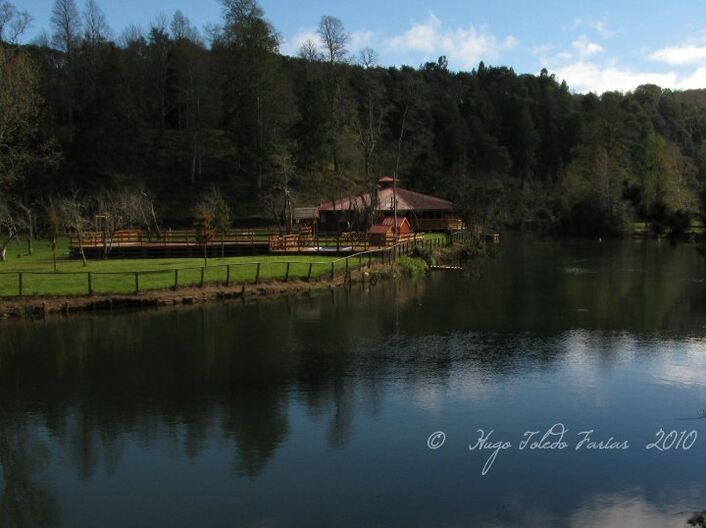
[0, 237, 705, 526]
[0, 420, 58, 527]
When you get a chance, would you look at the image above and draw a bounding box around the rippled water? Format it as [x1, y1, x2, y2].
[1, 237, 706, 527]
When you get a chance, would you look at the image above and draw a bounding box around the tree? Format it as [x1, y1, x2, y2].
[170, 10, 199, 42]
[0, 49, 60, 250]
[82, 0, 110, 46]
[358, 47, 377, 69]
[317, 16, 351, 174]
[196, 188, 231, 257]
[94, 188, 157, 259]
[51, 0, 81, 52]
[264, 147, 295, 234]
[219, 0, 287, 191]
[298, 39, 321, 62]
[146, 20, 172, 129]
[0, 50, 54, 185]
[193, 202, 215, 268]
[0, 2, 32, 44]
[46, 200, 61, 272]
[0, 198, 18, 262]
[456, 178, 504, 236]
[57, 192, 89, 266]
[50, 0, 81, 141]
[564, 143, 632, 235]
[318, 16, 349, 64]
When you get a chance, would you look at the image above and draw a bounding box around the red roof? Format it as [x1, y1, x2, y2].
[319, 187, 453, 212]
[368, 224, 392, 234]
[381, 216, 409, 228]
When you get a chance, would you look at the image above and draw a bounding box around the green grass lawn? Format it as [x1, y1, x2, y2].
[0, 238, 348, 297]
[0, 233, 448, 297]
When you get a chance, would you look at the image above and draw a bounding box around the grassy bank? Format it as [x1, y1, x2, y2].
[0, 234, 449, 297]
[0, 238, 343, 297]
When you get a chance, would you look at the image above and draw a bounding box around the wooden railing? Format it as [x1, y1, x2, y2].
[2, 231, 473, 298]
[410, 217, 465, 232]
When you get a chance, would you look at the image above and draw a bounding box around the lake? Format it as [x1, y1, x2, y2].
[1, 236, 706, 527]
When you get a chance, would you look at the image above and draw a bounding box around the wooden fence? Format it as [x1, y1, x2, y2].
[69, 227, 436, 258]
[1, 230, 472, 298]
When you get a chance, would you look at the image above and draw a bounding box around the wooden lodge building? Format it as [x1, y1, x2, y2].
[317, 177, 463, 233]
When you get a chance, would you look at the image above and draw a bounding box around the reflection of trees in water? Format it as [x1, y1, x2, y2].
[1, 241, 699, 488]
[0, 421, 58, 528]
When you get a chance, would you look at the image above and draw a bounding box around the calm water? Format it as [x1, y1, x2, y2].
[2, 237, 706, 527]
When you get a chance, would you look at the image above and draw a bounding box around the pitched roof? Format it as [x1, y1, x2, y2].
[381, 216, 409, 227]
[368, 224, 392, 234]
[293, 207, 319, 220]
[319, 187, 453, 212]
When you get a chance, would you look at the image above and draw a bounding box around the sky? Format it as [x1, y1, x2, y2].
[16, 0, 706, 93]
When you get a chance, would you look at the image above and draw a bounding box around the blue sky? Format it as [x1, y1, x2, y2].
[17, 0, 706, 93]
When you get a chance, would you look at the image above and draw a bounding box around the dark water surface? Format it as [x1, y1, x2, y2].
[2, 237, 706, 527]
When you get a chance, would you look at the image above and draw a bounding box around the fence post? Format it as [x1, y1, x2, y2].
[255, 262, 261, 284]
[200, 267, 205, 288]
[285, 262, 290, 282]
[307, 263, 313, 281]
[18, 272, 23, 297]
[226, 265, 231, 286]
[331, 262, 335, 281]
[134, 272, 139, 294]
[345, 257, 349, 275]
[88, 272, 93, 296]
[174, 269, 179, 290]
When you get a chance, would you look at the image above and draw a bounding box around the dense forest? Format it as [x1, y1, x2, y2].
[3, 0, 706, 244]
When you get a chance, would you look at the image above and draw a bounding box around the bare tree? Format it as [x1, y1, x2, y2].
[318, 16, 349, 64]
[82, 0, 110, 46]
[0, 199, 18, 262]
[57, 192, 89, 266]
[118, 24, 144, 48]
[298, 39, 321, 62]
[151, 13, 169, 35]
[265, 148, 296, 234]
[0, 2, 32, 44]
[45, 199, 61, 272]
[93, 188, 160, 259]
[15, 201, 34, 255]
[358, 47, 378, 69]
[170, 10, 199, 42]
[51, 0, 81, 53]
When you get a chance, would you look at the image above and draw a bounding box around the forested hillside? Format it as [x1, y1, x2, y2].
[3, 0, 706, 237]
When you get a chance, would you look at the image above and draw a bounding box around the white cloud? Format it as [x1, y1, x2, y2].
[383, 13, 517, 69]
[567, 15, 618, 38]
[650, 44, 706, 65]
[572, 35, 604, 58]
[552, 61, 678, 93]
[677, 66, 706, 89]
[548, 59, 706, 94]
[586, 16, 618, 38]
[350, 30, 374, 50]
[281, 26, 320, 56]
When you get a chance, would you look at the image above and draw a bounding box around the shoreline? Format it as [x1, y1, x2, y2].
[0, 263, 398, 320]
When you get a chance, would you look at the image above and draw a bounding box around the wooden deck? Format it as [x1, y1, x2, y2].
[69, 229, 431, 259]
